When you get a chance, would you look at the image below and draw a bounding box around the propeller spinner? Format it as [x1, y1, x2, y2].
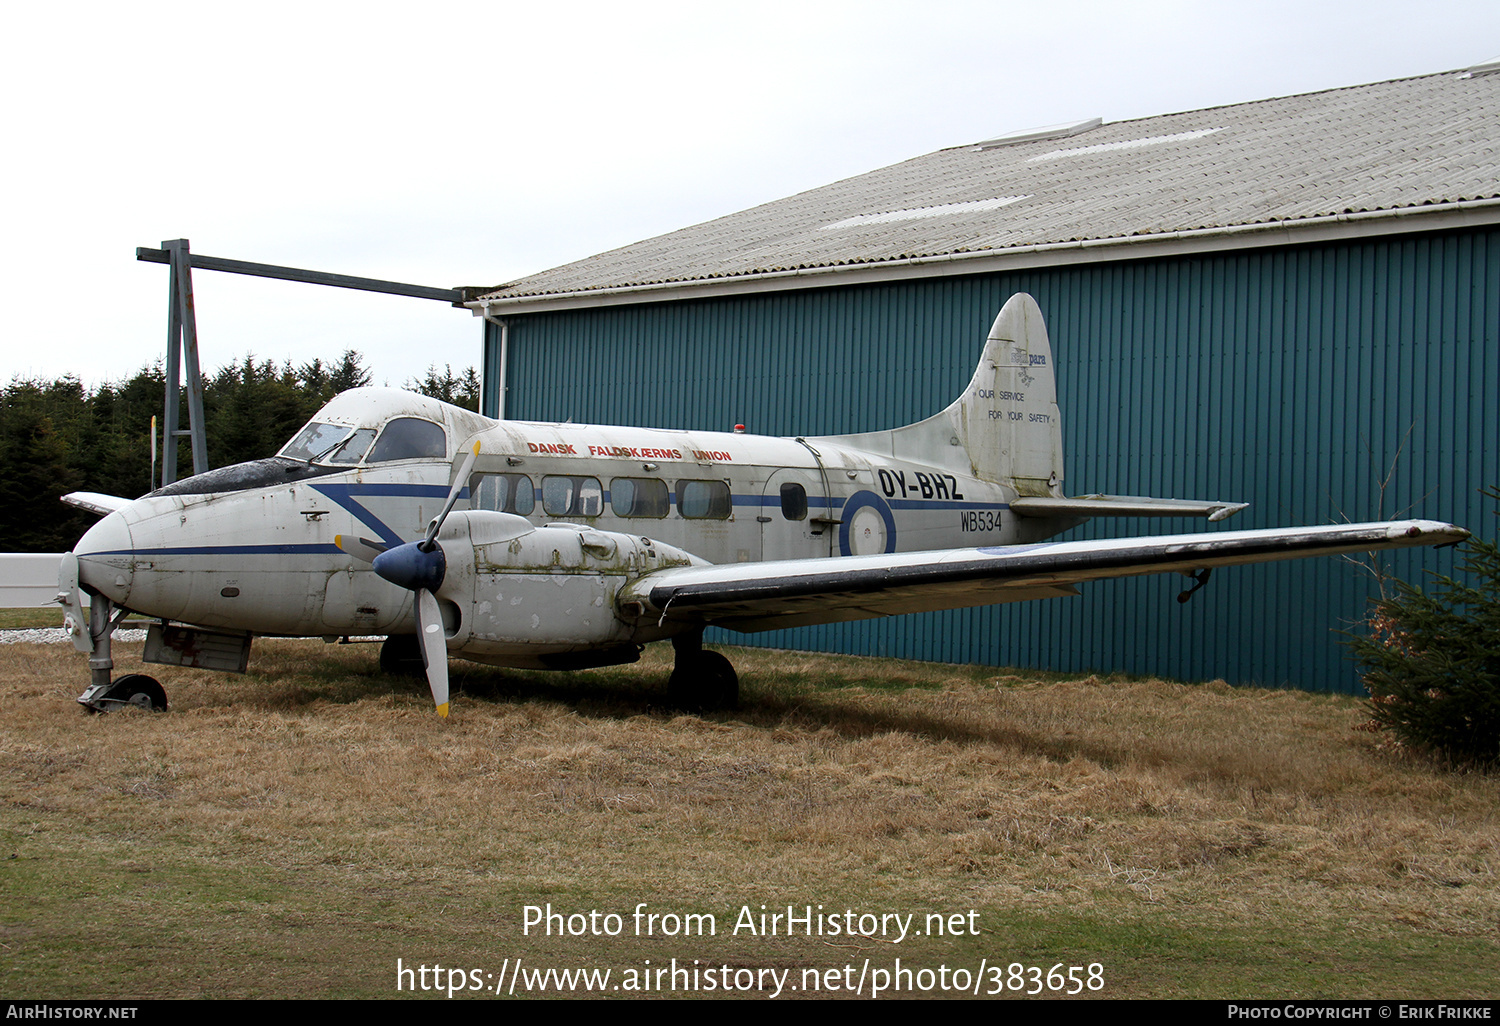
[336, 440, 480, 717]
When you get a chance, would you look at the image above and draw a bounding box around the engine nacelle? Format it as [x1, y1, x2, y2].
[433, 511, 707, 658]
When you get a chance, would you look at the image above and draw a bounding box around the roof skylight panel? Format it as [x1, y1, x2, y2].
[1028, 128, 1224, 162]
[819, 196, 1030, 231]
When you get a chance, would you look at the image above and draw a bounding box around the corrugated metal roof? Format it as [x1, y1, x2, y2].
[478, 69, 1500, 304]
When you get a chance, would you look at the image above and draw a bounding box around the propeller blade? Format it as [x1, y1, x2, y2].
[335, 535, 389, 564]
[422, 440, 481, 552]
[415, 588, 450, 718]
[56, 551, 92, 654]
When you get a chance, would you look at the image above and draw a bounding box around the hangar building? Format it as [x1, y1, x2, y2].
[467, 65, 1500, 692]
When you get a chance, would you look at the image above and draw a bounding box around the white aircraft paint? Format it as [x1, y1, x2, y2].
[55, 294, 1466, 715]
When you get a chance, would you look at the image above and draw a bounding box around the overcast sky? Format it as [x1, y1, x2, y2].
[3, 1, 1497, 393]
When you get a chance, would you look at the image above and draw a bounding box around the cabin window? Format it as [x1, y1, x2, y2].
[780, 482, 808, 521]
[366, 418, 447, 463]
[676, 479, 732, 519]
[470, 473, 535, 516]
[542, 475, 603, 517]
[610, 477, 669, 518]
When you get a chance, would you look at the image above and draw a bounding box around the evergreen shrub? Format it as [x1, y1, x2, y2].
[1347, 493, 1500, 767]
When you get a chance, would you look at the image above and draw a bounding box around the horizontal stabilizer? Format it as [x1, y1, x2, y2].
[1011, 495, 1249, 522]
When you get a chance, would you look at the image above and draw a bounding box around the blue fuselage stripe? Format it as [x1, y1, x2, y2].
[888, 499, 1009, 511]
[93, 544, 346, 556]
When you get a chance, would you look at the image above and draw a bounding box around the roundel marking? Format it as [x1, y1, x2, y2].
[839, 490, 897, 557]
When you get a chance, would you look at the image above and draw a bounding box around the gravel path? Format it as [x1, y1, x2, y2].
[0, 627, 149, 645]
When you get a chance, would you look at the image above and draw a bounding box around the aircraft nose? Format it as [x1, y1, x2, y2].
[74, 510, 135, 604]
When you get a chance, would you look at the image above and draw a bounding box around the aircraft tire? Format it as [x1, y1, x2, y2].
[668, 651, 739, 711]
[379, 635, 425, 677]
[106, 674, 168, 712]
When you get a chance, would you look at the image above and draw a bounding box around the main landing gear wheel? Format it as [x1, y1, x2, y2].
[668, 651, 740, 712]
[94, 674, 168, 712]
[379, 635, 426, 677]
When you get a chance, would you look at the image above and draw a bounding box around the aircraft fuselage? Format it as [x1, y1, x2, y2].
[73, 388, 1063, 669]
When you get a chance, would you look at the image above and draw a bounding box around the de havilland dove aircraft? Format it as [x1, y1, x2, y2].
[57, 294, 1466, 716]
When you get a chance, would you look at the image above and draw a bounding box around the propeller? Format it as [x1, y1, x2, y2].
[336, 440, 480, 717]
[333, 535, 388, 563]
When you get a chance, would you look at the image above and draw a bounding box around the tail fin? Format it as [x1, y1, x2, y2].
[944, 293, 1064, 494]
[824, 293, 1063, 495]
[821, 293, 1248, 522]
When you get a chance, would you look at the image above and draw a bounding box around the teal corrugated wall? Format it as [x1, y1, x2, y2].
[486, 228, 1500, 692]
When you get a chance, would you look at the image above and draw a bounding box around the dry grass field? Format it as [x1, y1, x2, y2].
[2, 629, 1497, 1000]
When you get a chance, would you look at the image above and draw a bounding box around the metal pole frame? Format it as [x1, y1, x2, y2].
[140, 240, 480, 483]
[161, 239, 208, 486]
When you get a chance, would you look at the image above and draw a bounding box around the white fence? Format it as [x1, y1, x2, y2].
[0, 554, 66, 608]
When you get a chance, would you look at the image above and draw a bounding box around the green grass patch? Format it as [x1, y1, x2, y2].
[0, 607, 63, 630]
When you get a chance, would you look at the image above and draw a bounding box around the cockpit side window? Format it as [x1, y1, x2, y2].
[366, 418, 447, 463]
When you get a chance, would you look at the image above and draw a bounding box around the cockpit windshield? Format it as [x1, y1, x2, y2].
[280, 421, 352, 462]
[279, 418, 445, 465]
[328, 428, 377, 464]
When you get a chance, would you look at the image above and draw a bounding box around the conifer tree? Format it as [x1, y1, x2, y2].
[1347, 491, 1500, 766]
[2, 350, 463, 551]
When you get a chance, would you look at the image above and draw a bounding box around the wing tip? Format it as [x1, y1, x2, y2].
[1394, 520, 1470, 545]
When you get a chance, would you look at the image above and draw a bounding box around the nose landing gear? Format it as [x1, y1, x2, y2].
[68, 591, 169, 713]
[81, 673, 169, 713]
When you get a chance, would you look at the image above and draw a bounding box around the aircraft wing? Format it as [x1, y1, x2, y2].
[621, 520, 1467, 632]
